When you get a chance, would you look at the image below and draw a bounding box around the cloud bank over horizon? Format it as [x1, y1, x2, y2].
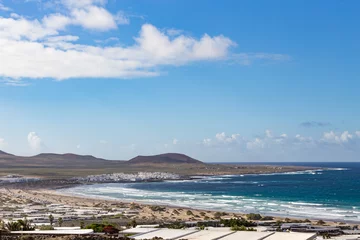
[1, 129, 359, 162]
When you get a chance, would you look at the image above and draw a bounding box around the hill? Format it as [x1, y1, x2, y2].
[129, 153, 203, 165]
[0, 150, 312, 178]
[0, 151, 125, 169]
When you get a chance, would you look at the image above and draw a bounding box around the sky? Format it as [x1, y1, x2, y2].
[0, 0, 359, 162]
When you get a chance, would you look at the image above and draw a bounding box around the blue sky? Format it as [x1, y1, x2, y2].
[0, 0, 359, 162]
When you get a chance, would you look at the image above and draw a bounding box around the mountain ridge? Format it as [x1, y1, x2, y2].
[129, 153, 203, 164]
[0, 151, 203, 167]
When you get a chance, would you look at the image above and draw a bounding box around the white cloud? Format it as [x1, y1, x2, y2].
[42, 13, 72, 31]
[71, 6, 117, 31]
[280, 134, 287, 138]
[27, 132, 43, 151]
[356, 131, 360, 138]
[294, 134, 313, 144]
[46, 35, 79, 42]
[99, 140, 107, 144]
[246, 138, 264, 150]
[203, 138, 212, 146]
[166, 28, 183, 36]
[0, 15, 235, 80]
[1, 78, 30, 87]
[322, 131, 353, 144]
[0, 2, 286, 84]
[173, 138, 178, 145]
[76, 144, 81, 149]
[10, 13, 20, 19]
[114, 11, 129, 25]
[61, 0, 107, 8]
[0, 16, 58, 41]
[215, 132, 240, 143]
[0, 137, 7, 148]
[265, 129, 273, 138]
[0, 3, 11, 11]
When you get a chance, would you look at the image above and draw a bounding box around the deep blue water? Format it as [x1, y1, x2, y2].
[63, 162, 360, 222]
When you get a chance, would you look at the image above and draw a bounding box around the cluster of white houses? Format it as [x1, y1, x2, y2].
[73, 172, 181, 182]
[0, 202, 139, 225]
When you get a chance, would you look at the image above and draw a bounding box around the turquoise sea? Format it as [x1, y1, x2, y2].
[61, 162, 360, 222]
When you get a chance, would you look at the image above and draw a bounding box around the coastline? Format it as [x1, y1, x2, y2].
[3, 186, 359, 227]
[55, 181, 360, 225]
[2, 165, 359, 230]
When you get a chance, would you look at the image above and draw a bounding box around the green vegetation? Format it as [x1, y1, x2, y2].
[127, 220, 137, 228]
[150, 206, 166, 212]
[58, 217, 63, 227]
[85, 223, 116, 232]
[231, 225, 257, 231]
[5, 221, 21, 231]
[246, 213, 262, 220]
[214, 212, 227, 219]
[160, 222, 186, 229]
[39, 225, 54, 230]
[0, 219, 5, 230]
[17, 218, 35, 231]
[317, 220, 326, 225]
[186, 210, 193, 216]
[220, 218, 256, 227]
[48, 214, 54, 226]
[4, 218, 35, 231]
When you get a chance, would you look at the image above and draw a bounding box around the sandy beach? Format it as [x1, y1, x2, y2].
[0, 183, 353, 229]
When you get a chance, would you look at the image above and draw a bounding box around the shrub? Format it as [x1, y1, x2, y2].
[58, 217, 63, 227]
[220, 218, 256, 227]
[127, 220, 137, 228]
[5, 221, 21, 231]
[48, 214, 54, 226]
[17, 218, 35, 231]
[260, 216, 274, 221]
[231, 225, 257, 231]
[85, 223, 112, 232]
[0, 219, 5, 230]
[246, 213, 262, 220]
[186, 210, 193, 216]
[150, 206, 166, 212]
[214, 212, 222, 219]
[39, 225, 54, 230]
[317, 220, 325, 225]
[159, 222, 187, 229]
[103, 225, 119, 234]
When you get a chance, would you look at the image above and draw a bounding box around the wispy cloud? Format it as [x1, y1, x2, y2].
[232, 53, 291, 65]
[300, 121, 331, 128]
[1, 78, 30, 87]
[0, 3, 11, 11]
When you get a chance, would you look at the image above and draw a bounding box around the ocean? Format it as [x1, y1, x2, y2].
[61, 162, 360, 222]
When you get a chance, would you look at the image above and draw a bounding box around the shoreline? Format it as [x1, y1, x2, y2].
[2, 166, 359, 229]
[56, 183, 360, 225]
